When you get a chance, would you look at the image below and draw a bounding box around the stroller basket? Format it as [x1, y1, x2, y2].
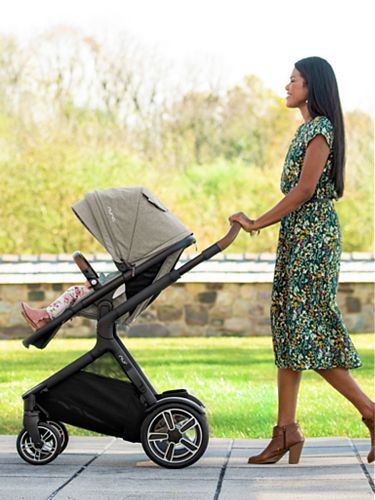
[37, 370, 146, 441]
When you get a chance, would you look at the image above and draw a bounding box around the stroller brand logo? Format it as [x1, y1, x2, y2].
[118, 354, 127, 365]
[107, 206, 116, 222]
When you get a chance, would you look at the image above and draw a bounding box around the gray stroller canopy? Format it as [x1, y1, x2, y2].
[72, 187, 192, 266]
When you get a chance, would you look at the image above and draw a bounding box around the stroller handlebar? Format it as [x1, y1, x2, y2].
[216, 222, 242, 251]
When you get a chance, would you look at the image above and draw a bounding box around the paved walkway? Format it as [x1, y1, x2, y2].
[0, 435, 374, 499]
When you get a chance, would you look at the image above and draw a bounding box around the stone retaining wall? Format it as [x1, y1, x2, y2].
[1, 280, 374, 340]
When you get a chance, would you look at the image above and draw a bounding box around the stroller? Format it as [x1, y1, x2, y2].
[17, 187, 240, 469]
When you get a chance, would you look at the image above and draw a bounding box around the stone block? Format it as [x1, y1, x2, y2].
[197, 291, 217, 305]
[336, 295, 346, 309]
[185, 305, 208, 326]
[52, 283, 64, 292]
[0, 324, 30, 339]
[257, 289, 272, 302]
[155, 284, 186, 308]
[185, 283, 206, 294]
[9, 304, 25, 326]
[138, 309, 158, 322]
[365, 291, 375, 306]
[27, 290, 45, 302]
[0, 313, 11, 327]
[60, 321, 94, 338]
[248, 304, 267, 317]
[352, 305, 375, 333]
[206, 283, 223, 290]
[233, 300, 252, 317]
[343, 314, 365, 332]
[0, 285, 28, 302]
[224, 317, 252, 334]
[167, 321, 190, 336]
[82, 319, 94, 327]
[205, 327, 221, 336]
[215, 290, 237, 308]
[255, 316, 272, 325]
[209, 318, 224, 327]
[338, 284, 354, 294]
[252, 327, 271, 336]
[127, 323, 170, 337]
[210, 305, 233, 319]
[249, 322, 272, 336]
[239, 284, 254, 300]
[345, 296, 361, 313]
[157, 305, 183, 321]
[362, 304, 375, 317]
[0, 302, 12, 314]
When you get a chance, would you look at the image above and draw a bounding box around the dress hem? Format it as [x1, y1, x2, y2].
[275, 361, 362, 372]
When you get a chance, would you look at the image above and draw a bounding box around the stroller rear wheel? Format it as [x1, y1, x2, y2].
[45, 420, 69, 453]
[17, 422, 61, 465]
[140, 401, 209, 468]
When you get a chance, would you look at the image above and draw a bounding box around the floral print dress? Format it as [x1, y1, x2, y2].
[271, 116, 362, 371]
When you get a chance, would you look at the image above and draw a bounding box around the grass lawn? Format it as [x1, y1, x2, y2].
[0, 335, 373, 438]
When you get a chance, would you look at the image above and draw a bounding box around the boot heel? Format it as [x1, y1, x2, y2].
[288, 441, 304, 464]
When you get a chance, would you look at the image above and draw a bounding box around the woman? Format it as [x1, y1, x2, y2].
[229, 56, 374, 465]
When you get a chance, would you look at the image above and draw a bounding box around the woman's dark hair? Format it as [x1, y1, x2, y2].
[295, 56, 345, 198]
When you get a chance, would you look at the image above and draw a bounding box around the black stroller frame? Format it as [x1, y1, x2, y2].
[18, 224, 240, 469]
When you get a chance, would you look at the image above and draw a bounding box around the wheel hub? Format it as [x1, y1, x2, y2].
[168, 429, 182, 443]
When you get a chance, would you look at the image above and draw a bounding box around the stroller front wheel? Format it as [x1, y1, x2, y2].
[45, 420, 69, 453]
[140, 401, 209, 469]
[17, 422, 61, 465]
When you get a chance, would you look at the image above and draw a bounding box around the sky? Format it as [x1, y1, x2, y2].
[1, 0, 374, 115]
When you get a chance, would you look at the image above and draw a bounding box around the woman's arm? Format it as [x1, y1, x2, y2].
[229, 134, 330, 232]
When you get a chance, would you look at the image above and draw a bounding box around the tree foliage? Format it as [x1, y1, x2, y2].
[0, 29, 373, 254]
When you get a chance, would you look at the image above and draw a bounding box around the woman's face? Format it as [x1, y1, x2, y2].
[285, 68, 308, 108]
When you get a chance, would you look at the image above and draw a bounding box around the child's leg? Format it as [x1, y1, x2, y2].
[47, 285, 92, 319]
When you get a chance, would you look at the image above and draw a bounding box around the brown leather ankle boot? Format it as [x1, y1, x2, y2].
[248, 422, 305, 465]
[362, 416, 374, 463]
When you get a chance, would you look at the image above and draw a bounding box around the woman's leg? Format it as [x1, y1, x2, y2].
[315, 367, 374, 418]
[277, 368, 303, 426]
[316, 367, 374, 463]
[248, 368, 304, 464]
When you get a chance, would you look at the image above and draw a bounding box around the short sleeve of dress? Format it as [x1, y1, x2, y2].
[304, 116, 334, 150]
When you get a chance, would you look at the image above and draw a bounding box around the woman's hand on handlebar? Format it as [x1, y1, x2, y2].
[229, 212, 256, 231]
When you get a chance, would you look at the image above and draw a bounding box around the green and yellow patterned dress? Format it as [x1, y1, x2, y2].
[271, 115, 362, 371]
